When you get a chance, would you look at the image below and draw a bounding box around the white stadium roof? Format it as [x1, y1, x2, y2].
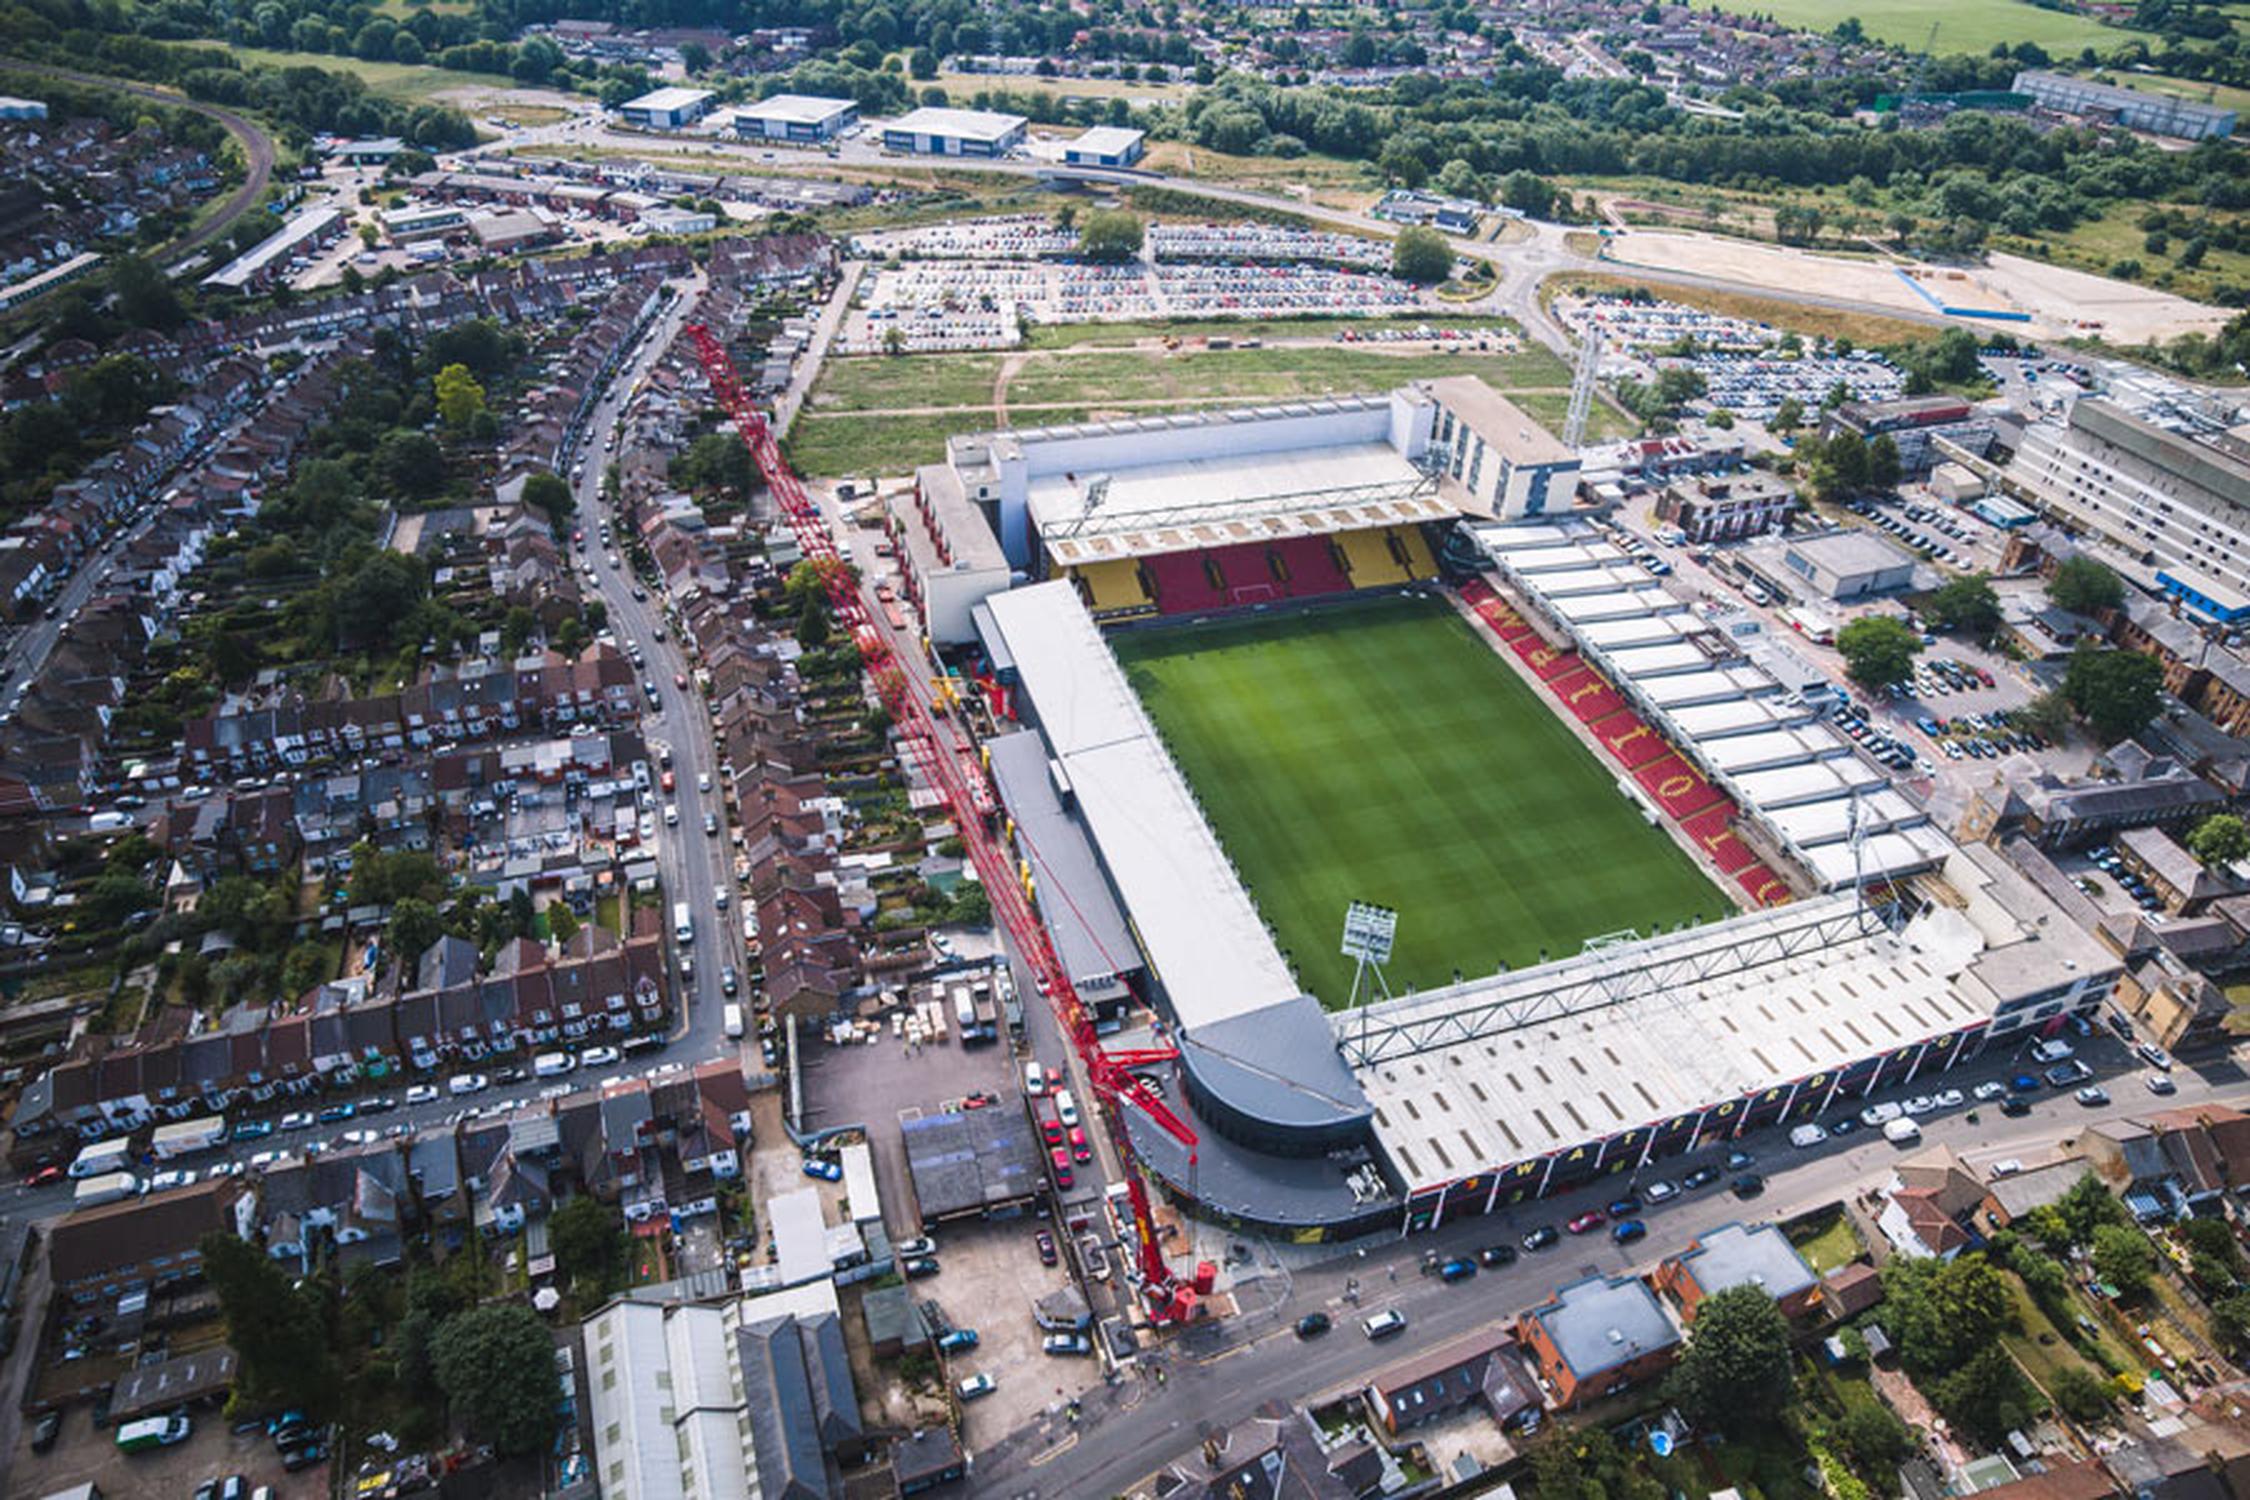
[980, 583, 1300, 1028]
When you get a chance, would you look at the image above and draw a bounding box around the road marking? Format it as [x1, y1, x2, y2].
[1028, 1432, 1079, 1467]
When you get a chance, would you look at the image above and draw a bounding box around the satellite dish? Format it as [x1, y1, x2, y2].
[1650, 1430, 1674, 1458]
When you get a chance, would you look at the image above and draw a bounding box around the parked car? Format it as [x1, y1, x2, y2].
[1731, 1173, 1767, 1198]
[1682, 1166, 1722, 1190]
[405, 1084, 440, 1105]
[902, 1256, 941, 1279]
[315, 1103, 355, 1124]
[1035, 1230, 1057, 1265]
[30, 1410, 61, 1452]
[278, 1112, 316, 1132]
[896, 1236, 936, 1258]
[1612, 1220, 1648, 1245]
[2146, 1074, 2177, 1095]
[1521, 1225, 1560, 1251]
[579, 1045, 621, 1069]
[1042, 1333, 1093, 1356]
[448, 1074, 488, 1097]
[1566, 1210, 1606, 1235]
[2075, 1086, 2111, 1107]
[1641, 1179, 1678, 1203]
[1295, 1312, 1332, 1338]
[1436, 1257, 1476, 1282]
[1362, 1309, 1408, 1340]
[2000, 1096, 2033, 1117]
[802, 1157, 842, 1182]
[957, 1373, 997, 1401]
[1480, 1243, 1519, 1267]
[936, 1329, 979, 1353]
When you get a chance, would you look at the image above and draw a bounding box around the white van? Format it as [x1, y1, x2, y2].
[1882, 1117, 1923, 1145]
[674, 901, 693, 944]
[2030, 1038, 2075, 1064]
[723, 1003, 745, 1040]
[1789, 1123, 1828, 1149]
[533, 1052, 575, 1078]
[1054, 1088, 1080, 1129]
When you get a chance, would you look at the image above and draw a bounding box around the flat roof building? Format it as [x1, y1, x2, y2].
[882, 106, 1027, 157]
[889, 464, 1012, 644]
[1063, 125, 1146, 167]
[0, 250, 100, 313]
[1518, 1274, 1681, 1408]
[640, 206, 718, 236]
[1654, 1221, 1821, 1322]
[2013, 69, 2235, 140]
[900, 1103, 1045, 1221]
[201, 206, 345, 293]
[0, 95, 48, 120]
[1769, 529, 1918, 601]
[379, 203, 467, 242]
[617, 87, 715, 130]
[2009, 400, 2250, 624]
[732, 94, 858, 141]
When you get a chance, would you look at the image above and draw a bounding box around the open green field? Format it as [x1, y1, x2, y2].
[2114, 71, 2250, 118]
[1111, 596, 1726, 1006]
[1703, 0, 2128, 54]
[229, 46, 512, 101]
[787, 335, 1624, 477]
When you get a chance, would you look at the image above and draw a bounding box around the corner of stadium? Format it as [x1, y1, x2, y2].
[891, 376, 2126, 1242]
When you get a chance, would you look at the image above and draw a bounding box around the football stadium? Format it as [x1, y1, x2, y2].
[919, 377, 2124, 1240]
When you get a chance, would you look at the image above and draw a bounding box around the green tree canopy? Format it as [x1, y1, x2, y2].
[201, 1231, 340, 1416]
[2048, 556, 2124, 616]
[1668, 1283, 1794, 1431]
[1836, 615, 1922, 691]
[1392, 226, 1455, 285]
[2063, 647, 2165, 743]
[1078, 209, 1145, 263]
[1881, 1252, 2015, 1376]
[387, 896, 444, 966]
[432, 1303, 561, 1456]
[522, 471, 575, 532]
[2187, 813, 2250, 869]
[434, 362, 486, 433]
[551, 1195, 629, 1297]
[2091, 1221, 2157, 1297]
[1922, 572, 2002, 637]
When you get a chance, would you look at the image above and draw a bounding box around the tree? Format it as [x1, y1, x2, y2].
[2063, 647, 2165, 742]
[1832, 1390, 1915, 1470]
[110, 254, 185, 331]
[1923, 572, 2002, 637]
[551, 1195, 628, 1296]
[522, 470, 574, 531]
[1668, 1284, 1794, 1431]
[1078, 209, 1144, 263]
[82, 871, 155, 930]
[2091, 1222, 2157, 1297]
[201, 1232, 340, 1416]
[909, 45, 938, 78]
[2048, 556, 2124, 616]
[387, 897, 443, 966]
[1836, 615, 1922, 691]
[2213, 1289, 2250, 1353]
[679, 40, 712, 73]
[1929, 1343, 2038, 1445]
[374, 430, 446, 499]
[1882, 1253, 2015, 1376]
[434, 362, 486, 434]
[1867, 433, 1903, 490]
[2022, 689, 2074, 744]
[432, 1303, 560, 1456]
[2186, 813, 2250, 869]
[1392, 226, 1454, 285]
[1771, 396, 1806, 433]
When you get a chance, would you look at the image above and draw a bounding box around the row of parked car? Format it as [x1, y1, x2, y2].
[2087, 844, 2171, 916]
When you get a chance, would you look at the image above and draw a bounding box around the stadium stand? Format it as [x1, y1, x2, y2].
[1070, 558, 1157, 619]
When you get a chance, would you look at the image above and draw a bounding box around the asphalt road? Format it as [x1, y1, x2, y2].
[565, 267, 744, 1067]
[0, 58, 278, 271]
[976, 1028, 2250, 1497]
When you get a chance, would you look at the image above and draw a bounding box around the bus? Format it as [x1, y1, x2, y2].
[673, 901, 693, 944]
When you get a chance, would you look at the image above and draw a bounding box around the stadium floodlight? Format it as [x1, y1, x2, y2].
[1342, 901, 1397, 1054]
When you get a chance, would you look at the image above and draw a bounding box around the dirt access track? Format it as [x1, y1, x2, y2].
[1599, 229, 2232, 345]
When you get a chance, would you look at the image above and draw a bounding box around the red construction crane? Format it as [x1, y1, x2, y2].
[685, 324, 1200, 1319]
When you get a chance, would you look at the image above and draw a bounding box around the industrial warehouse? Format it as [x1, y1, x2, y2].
[939, 381, 2127, 1239]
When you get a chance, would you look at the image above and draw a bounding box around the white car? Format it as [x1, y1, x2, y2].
[579, 1045, 622, 1069]
[340, 1128, 380, 1146]
[405, 1084, 440, 1106]
[448, 1073, 489, 1096]
[1902, 1095, 1936, 1117]
[2147, 1074, 2178, 1095]
[1023, 1060, 1047, 1096]
[278, 1111, 316, 1132]
[1931, 1089, 1965, 1110]
[1859, 1101, 1903, 1126]
[1972, 1081, 2008, 1101]
[146, 1168, 198, 1193]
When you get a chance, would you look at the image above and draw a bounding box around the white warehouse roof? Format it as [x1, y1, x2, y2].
[621, 86, 713, 114]
[737, 93, 855, 126]
[888, 105, 1027, 141]
[1069, 125, 1145, 156]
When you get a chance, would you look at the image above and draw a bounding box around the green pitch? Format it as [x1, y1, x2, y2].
[1112, 594, 1727, 1007]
